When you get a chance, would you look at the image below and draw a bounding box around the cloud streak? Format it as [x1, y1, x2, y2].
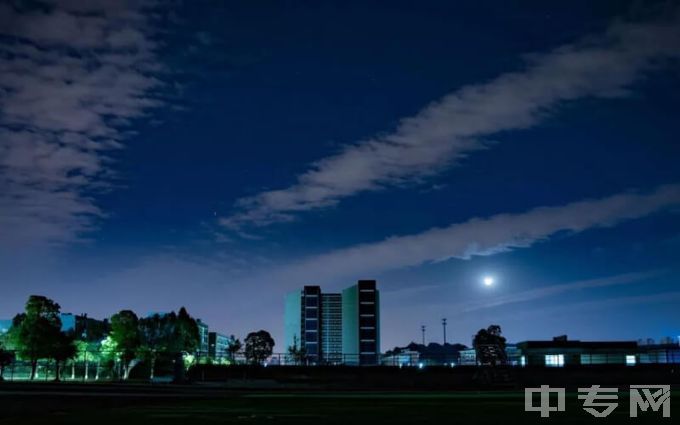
[222, 9, 680, 231]
[273, 184, 680, 282]
[457, 270, 665, 314]
[0, 0, 166, 249]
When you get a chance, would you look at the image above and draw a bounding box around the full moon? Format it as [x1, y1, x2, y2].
[483, 276, 495, 287]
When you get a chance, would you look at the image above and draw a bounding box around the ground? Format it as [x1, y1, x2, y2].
[0, 384, 675, 424]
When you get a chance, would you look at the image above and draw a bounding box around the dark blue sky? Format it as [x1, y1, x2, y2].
[1, 0, 679, 350]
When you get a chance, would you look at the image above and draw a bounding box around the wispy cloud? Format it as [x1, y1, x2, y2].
[501, 290, 680, 325]
[458, 270, 665, 314]
[221, 9, 680, 231]
[551, 290, 680, 313]
[0, 0, 167, 249]
[272, 184, 680, 283]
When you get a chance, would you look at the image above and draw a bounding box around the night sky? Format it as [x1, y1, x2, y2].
[1, 0, 679, 351]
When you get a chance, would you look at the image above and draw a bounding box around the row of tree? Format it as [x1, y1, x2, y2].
[0, 295, 277, 381]
[384, 325, 508, 366]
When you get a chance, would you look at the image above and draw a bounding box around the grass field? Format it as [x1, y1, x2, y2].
[0, 386, 675, 425]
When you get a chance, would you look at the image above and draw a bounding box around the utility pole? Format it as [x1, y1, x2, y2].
[442, 318, 447, 345]
[421, 325, 426, 345]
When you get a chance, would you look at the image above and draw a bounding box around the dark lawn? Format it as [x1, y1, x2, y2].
[0, 389, 675, 425]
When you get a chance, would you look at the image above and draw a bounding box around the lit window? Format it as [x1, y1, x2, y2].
[520, 355, 526, 367]
[545, 354, 564, 367]
[626, 355, 636, 366]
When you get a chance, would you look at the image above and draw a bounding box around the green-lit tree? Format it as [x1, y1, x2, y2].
[99, 336, 120, 379]
[172, 307, 200, 380]
[109, 310, 140, 379]
[473, 325, 507, 366]
[9, 295, 63, 379]
[0, 345, 15, 380]
[244, 330, 275, 365]
[73, 340, 103, 380]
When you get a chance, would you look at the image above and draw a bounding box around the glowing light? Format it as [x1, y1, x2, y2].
[483, 276, 494, 287]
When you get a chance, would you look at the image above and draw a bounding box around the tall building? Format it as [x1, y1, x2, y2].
[284, 290, 302, 353]
[321, 293, 343, 364]
[342, 280, 380, 365]
[285, 286, 324, 362]
[284, 280, 380, 365]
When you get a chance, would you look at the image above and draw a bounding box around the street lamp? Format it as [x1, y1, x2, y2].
[442, 318, 447, 345]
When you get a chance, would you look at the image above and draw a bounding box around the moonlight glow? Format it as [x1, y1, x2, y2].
[483, 276, 495, 287]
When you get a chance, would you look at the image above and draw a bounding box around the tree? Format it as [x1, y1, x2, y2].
[174, 307, 200, 353]
[244, 330, 274, 365]
[473, 325, 507, 366]
[171, 307, 200, 380]
[75, 315, 109, 342]
[138, 313, 174, 379]
[0, 345, 15, 381]
[109, 310, 140, 379]
[10, 296, 63, 379]
[99, 336, 120, 378]
[74, 340, 101, 380]
[287, 335, 307, 365]
[138, 308, 200, 380]
[52, 333, 77, 381]
[227, 336, 242, 362]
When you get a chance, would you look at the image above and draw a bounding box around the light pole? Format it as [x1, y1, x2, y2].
[421, 325, 426, 345]
[442, 318, 447, 345]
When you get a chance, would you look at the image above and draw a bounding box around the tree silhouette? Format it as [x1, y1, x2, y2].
[9, 295, 62, 379]
[138, 308, 200, 379]
[287, 335, 307, 365]
[0, 345, 15, 380]
[473, 325, 507, 366]
[138, 313, 174, 379]
[52, 332, 77, 381]
[175, 307, 200, 354]
[244, 330, 274, 365]
[227, 335, 242, 363]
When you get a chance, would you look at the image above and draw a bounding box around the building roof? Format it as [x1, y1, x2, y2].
[0, 319, 12, 334]
[517, 340, 637, 349]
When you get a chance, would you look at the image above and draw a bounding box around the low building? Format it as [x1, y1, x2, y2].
[208, 332, 230, 360]
[638, 343, 680, 364]
[516, 336, 638, 366]
[197, 320, 209, 355]
[0, 315, 77, 334]
[459, 349, 477, 365]
[505, 344, 522, 366]
[60, 313, 76, 333]
[382, 349, 420, 366]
